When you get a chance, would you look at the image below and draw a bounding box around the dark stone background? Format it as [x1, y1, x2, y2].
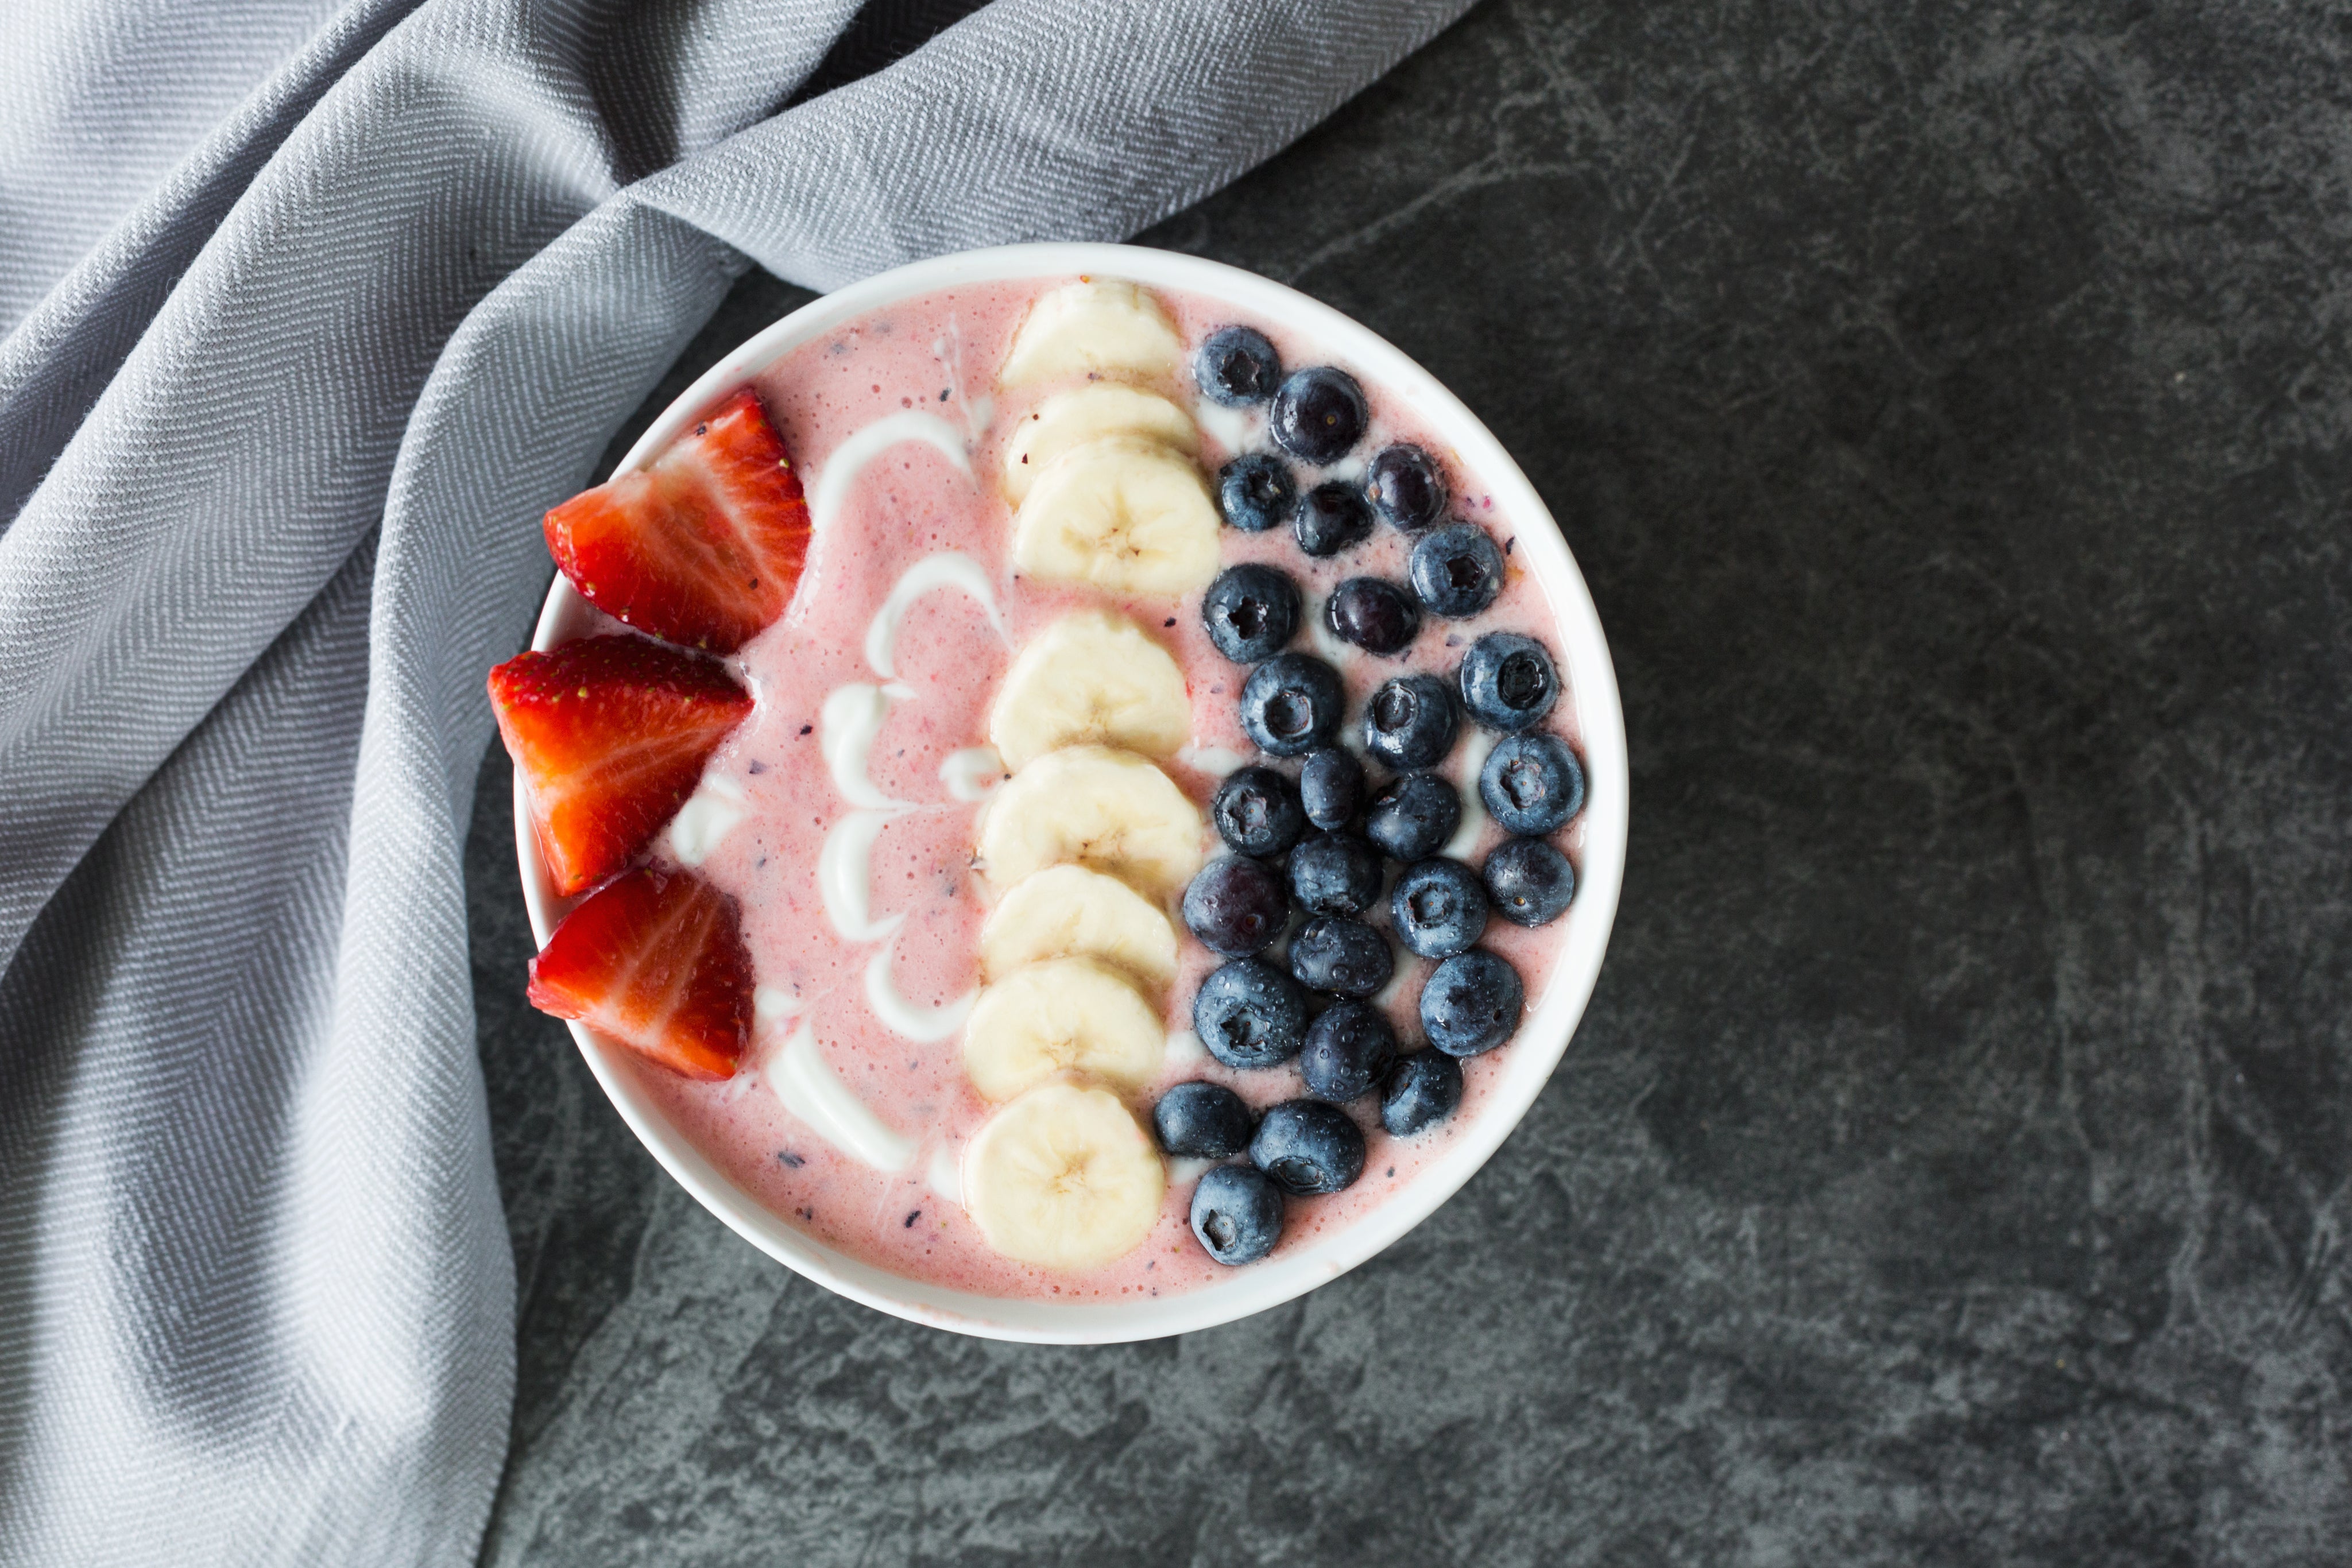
[468, 1, 2352, 1561]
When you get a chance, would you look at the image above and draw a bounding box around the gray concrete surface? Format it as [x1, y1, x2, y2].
[469, 1, 2352, 1560]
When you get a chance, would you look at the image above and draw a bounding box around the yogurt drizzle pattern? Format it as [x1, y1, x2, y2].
[726, 400, 1013, 1171]
[792, 535, 1015, 1163]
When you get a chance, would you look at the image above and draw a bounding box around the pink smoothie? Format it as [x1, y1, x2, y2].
[619, 277, 1591, 1303]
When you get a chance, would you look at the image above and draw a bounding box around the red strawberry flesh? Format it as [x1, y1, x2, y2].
[527, 866, 751, 1081]
[489, 634, 751, 897]
[543, 386, 811, 653]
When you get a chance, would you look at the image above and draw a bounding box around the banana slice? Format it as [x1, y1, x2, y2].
[963, 956, 1167, 1102]
[976, 745, 1205, 899]
[999, 280, 1183, 389]
[1012, 436, 1220, 598]
[1002, 385, 1199, 503]
[979, 864, 1179, 989]
[961, 1082, 1166, 1269]
[989, 609, 1192, 771]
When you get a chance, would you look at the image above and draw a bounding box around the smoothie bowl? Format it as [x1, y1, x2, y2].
[494, 243, 1626, 1342]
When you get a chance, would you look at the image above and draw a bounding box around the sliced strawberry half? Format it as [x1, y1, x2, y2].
[544, 386, 813, 653]
[489, 633, 751, 897]
[527, 866, 751, 1081]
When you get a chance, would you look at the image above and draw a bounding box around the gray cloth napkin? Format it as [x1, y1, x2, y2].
[0, 0, 1473, 1561]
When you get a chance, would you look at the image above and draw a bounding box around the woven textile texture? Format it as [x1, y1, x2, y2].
[0, 1, 1474, 1561]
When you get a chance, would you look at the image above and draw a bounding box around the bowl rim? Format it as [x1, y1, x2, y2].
[516, 240, 1628, 1343]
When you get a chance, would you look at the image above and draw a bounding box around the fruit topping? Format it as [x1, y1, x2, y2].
[1299, 1001, 1399, 1102]
[1196, 326, 1282, 407]
[1287, 915, 1393, 999]
[1269, 366, 1368, 465]
[1421, 949, 1525, 1057]
[1390, 857, 1490, 960]
[1291, 479, 1375, 557]
[1458, 630, 1560, 732]
[1365, 444, 1448, 532]
[1297, 746, 1364, 830]
[1363, 771, 1462, 861]
[1361, 671, 1459, 771]
[1483, 837, 1576, 927]
[962, 956, 1169, 1102]
[1003, 385, 1198, 502]
[1286, 831, 1383, 917]
[1216, 452, 1297, 533]
[1202, 562, 1300, 663]
[525, 866, 751, 1081]
[978, 864, 1179, 989]
[1477, 732, 1586, 835]
[1408, 522, 1505, 618]
[542, 388, 811, 654]
[1250, 1100, 1366, 1195]
[989, 609, 1190, 769]
[999, 280, 1184, 388]
[489, 633, 752, 897]
[1190, 1164, 1285, 1264]
[1324, 576, 1421, 655]
[1240, 652, 1345, 756]
[1193, 958, 1309, 1069]
[1211, 765, 1308, 857]
[1380, 1051, 1464, 1137]
[1012, 435, 1221, 597]
[961, 1083, 1166, 1269]
[1153, 1081, 1256, 1159]
[978, 745, 1206, 898]
[1182, 855, 1291, 958]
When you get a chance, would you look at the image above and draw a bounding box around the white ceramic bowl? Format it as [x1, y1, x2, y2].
[517, 242, 1627, 1343]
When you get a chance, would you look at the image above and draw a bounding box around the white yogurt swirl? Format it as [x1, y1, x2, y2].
[768, 1021, 915, 1172]
[807, 411, 971, 537]
[865, 551, 1006, 679]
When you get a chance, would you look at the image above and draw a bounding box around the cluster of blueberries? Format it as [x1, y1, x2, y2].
[1158, 327, 1587, 1269]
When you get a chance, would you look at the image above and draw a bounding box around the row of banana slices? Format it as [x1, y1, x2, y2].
[957, 282, 1223, 1271]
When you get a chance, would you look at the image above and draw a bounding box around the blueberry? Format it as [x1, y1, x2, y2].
[1407, 524, 1505, 618]
[1457, 632, 1559, 731]
[1362, 672, 1459, 771]
[1478, 731, 1585, 835]
[1324, 578, 1421, 656]
[1380, 1051, 1464, 1137]
[1390, 858, 1490, 959]
[1286, 831, 1383, 917]
[1154, 1081, 1256, 1159]
[1249, 1099, 1367, 1195]
[1182, 856, 1290, 958]
[1240, 653, 1344, 757]
[1288, 915, 1394, 999]
[1291, 481, 1375, 557]
[1196, 326, 1281, 408]
[1217, 452, 1297, 533]
[1484, 836, 1576, 926]
[1202, 563, 1299, 663]
[1194, 958, 1309, 1068]
[1365, 444, 1448, 533]
[1299, 746, 1365, 830]
[1191, 1164, 1285, 1264]
[1299, 1001, 1398, 1102]
[1421, 948, 1525, 1056]
[1269, 366, 1368, 465]
[1211, 765, 1307, 857]
[1363, 772, 1461, 861]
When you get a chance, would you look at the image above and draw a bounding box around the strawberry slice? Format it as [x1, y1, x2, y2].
[489, 634, 751, 897]
[543, 386, 812, 653]
[527, 867, 751, 1081]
